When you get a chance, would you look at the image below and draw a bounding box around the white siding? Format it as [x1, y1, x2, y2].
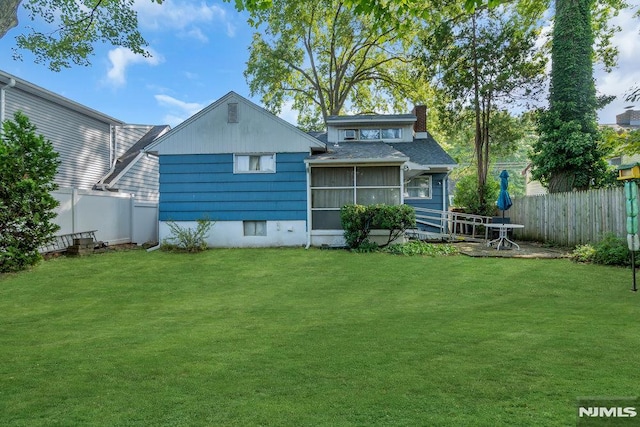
[4, 87, 112, 190]
[115, 125, 154, 156]
[149, 92, 324, 155]
[112, 154, 159, 202]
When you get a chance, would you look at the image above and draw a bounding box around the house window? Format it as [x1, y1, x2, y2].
[360, 129, 380, 140]
[381, 128, 401, 139]
[244, 220, 267, 236]
[405, 176, 432, 199]
[342, 128, 402, 141]
[310, 166, 401, 230]
[234, 154, 276, 173]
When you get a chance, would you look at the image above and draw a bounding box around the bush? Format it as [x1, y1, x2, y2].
[0, 112, 60, 273]
[570, 244, 596, 263]
[592, 234, 630, 267]
[383, 241, 459, 256]
[340, 204, 372, 249]
[453, 174, 500, 216]
[570, 234, 630, 267]
[340, 204, 416, 250]
[162, 219, 215, 252]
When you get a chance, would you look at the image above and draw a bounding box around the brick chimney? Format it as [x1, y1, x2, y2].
[412, 105, 428, 138]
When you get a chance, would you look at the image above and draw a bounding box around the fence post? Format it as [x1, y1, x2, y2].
[130, 194, 135, 244]
[72, 188, 78, 234]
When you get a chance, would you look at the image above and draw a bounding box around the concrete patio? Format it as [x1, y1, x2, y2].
[454, 240, 570, 258]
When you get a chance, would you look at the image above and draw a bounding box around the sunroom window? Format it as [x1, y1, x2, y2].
[311, 166, 401, 230]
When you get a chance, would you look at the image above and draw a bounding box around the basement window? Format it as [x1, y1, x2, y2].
[244, 221, 267, 236]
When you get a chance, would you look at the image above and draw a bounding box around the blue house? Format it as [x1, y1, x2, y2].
[146, 93, 456, 247]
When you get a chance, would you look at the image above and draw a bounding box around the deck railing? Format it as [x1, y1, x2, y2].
[409, 207, 492, 241]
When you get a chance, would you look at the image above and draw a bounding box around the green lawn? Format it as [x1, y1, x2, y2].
[0, 248, 638, 426]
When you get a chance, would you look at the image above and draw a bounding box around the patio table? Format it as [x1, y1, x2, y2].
[486, 223, 524, 250]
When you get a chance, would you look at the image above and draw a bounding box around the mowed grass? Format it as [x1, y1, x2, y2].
[0, 248, 638, 426]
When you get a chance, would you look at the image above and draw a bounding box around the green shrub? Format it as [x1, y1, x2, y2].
[592, 233, 630, 267]
[0, 112, 60, 273]
[383, 241, 459, 256]
[162, 219, 215, 252]
[453, 174, 500, 216]
[340, 204, 373, 249]
[340, 204, 416, 250]
[570, 244, 596, 263]
[571, 234, 631, 267]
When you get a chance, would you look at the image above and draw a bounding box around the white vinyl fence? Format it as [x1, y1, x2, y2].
[52, 188, 158, 247]
[508, 187, 627, 247]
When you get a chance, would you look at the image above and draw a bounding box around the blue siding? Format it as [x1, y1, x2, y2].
[159, 153, 308, 221]
[405, 173, 448, 211]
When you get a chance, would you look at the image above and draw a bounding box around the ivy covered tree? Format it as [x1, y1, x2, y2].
[0, 112, 60, 272]
[529, 0, 612, 193]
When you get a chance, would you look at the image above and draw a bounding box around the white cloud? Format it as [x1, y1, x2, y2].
[106, 47, 163, 87]
[595, 6, 640, 123]
[133, 0, 233, 41]
[277, 100, 299, 126]
[155, 94, 206, 126]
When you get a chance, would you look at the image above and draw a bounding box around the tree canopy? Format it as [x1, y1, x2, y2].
[244, 0, 416, 129]
[2, 0, 163, 71]
[416, 0, 546, 214]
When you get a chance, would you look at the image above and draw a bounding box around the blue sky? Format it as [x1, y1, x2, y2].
[1, 0, 639, 129]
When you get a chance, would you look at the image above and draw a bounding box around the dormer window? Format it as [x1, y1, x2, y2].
[340, 127, 402, 141]
[360, 129, 380, 140]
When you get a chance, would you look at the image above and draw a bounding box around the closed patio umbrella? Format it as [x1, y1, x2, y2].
[497, 169, 512, 220]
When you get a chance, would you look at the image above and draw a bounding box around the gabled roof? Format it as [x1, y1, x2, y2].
[306, 141, 409, 164]
[98, 125, 170, 187]
[145, 91, 325, 155]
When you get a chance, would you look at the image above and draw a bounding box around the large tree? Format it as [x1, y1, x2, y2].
[416, 1, 546, 214]
[2, 0, 163, 71]
[244, 0, 415, 129]
[529, 0, 611, 193]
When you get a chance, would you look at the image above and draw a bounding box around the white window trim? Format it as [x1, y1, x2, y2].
[341, 128, 403, 142]
[234, 153, 276, 174]
[404, 175, 433, 199]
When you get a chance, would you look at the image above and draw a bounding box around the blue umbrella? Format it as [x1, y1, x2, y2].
[497, 170, 512, 219]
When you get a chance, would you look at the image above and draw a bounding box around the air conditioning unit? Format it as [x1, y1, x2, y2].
[344, 129, 357, 140]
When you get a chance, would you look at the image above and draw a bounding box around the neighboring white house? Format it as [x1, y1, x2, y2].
[0, 70, 167, 202]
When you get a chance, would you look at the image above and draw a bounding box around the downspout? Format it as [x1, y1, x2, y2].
[443, 171, 451, 235]
[0, 78, 16, 129]
[305, 163, 312, 249]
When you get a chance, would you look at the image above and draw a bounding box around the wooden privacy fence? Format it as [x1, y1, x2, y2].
[508, 187, 627, 247]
